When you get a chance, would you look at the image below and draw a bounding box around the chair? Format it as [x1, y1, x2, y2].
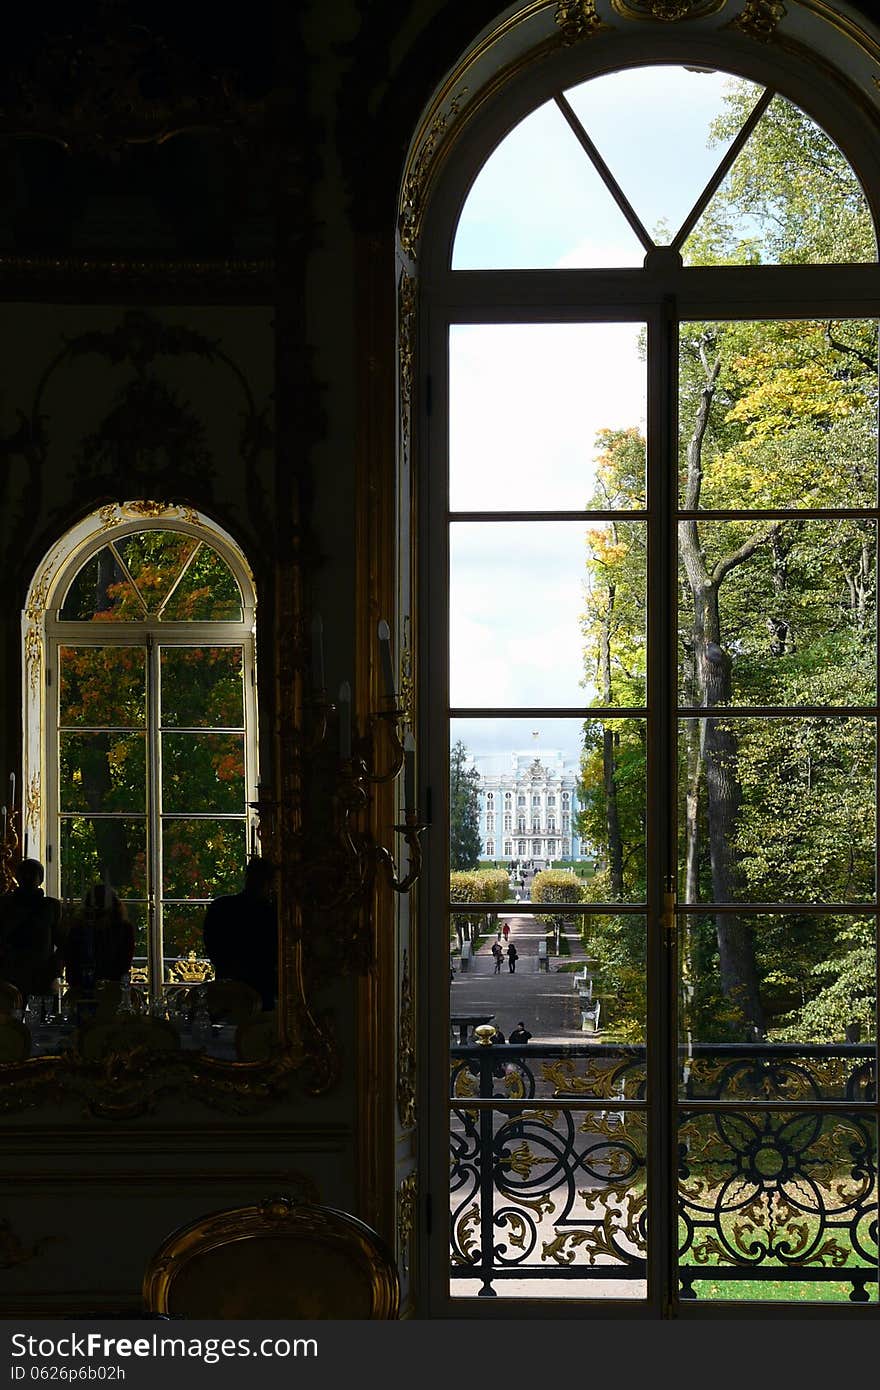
[75, 1014, 181, 1061]
[143, 1195, 400, 1319]
[0, 1017, 30, 1062]
[203, 979, 262, 1025]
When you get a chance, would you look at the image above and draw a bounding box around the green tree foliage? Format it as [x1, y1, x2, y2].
[582, 79, 878, 1043]
[449, 868, 510, 944]
[56, 532, 249, 974]
[449, 740, 482, 871]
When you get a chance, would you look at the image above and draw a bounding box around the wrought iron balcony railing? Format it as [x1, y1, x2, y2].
[449, 1042, 878, 1302]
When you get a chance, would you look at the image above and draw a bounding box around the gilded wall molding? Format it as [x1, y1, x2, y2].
[396, 1170, 418, 1277]
[397, 949, 416, 1130]
[727, 0, 787, 40]
[555, 0, 614, 41]
[398, 91, 468, 258]
[398, 271, 417, 453]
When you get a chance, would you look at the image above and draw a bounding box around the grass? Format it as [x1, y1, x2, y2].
[687, 1277, 877, 1303]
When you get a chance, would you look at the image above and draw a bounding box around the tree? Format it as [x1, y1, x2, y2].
[449, 740, 482, 871]
[581, 77, 877, 1043]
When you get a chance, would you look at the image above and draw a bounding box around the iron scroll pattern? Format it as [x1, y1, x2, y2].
[449, 1043, 878, 1300]
[450, 1045, 647, 1296]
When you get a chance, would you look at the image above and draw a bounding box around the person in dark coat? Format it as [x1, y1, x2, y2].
[507, 942, 519, 973]
[63, 884, 134, 990]
[0, 859, 63, 1002]
[202, 857, 278, 1010]
[508, 1021, 532, 1044]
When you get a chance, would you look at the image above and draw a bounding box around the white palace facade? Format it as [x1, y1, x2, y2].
[466, 748, 590, 866]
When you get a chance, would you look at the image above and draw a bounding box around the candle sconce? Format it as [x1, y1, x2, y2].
[269, 616, 426, 980]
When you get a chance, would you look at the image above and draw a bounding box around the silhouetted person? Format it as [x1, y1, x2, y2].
[507, 942, 518, 973]
[64, 885, 135, 991]
[509, 1021, 532, 1044]
[203, 858, 278, 1011]
[0, 859, 63, 1002]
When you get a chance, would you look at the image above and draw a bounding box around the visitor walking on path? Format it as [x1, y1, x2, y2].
[491, 941, 503, 974]
[507, 942, 519, 973]
[502, 922, 510, 943]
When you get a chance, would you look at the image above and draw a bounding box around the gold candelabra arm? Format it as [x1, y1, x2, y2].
[375, 815, 428, 895]
[359, 707, 407, 784]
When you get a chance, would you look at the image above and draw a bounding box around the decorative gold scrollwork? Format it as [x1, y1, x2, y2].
[727, 0, 786, 41]
[399, 92, 468, 258]
[397, 949, 416, 1130]
[611, 0, 726, 18]
[555, 0, 614, 42]
[396, 1171, 418, 1276]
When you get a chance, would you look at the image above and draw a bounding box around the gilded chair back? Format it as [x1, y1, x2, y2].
[0, 1016, 30, 1062]
[203, 979, 262, 1025]
[143, 1196, 400, 1319]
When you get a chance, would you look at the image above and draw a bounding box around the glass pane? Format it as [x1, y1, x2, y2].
[450, 522, 646, 708]
[449, 910, 647, 1050]
[58, 816, 147, 900]
[677, 716, 876, 905]
[60, 732, 146, 813]
[565, 67, 765, 245]
[160, 647, 244, 728]
[116, 530, 198, 613]
[450, 1103, 647, 1299]
[59, 647, 146, 728]
[683, 92, 876, 266]
[59, 548, 144, 621]
[162, 818, 246, 900]
[162, 903, 212, 968]
[160, 544, 243, 621]
[679, 913, 877, 1067]
[452, 99, 644, 270]
[678, 1110, 877, 1304]
[449, 717, 644, 903]
[678, 319, 878, 510]
[449, 324, 646, 512]
[678, 520, 877, 707]
[162, 733, 245, 813]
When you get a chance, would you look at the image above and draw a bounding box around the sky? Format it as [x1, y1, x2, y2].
[447, 65, 762, 762]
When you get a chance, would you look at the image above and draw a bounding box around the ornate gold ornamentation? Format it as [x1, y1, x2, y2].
[399, 644, 414, 727]
[0, 9, 272, 159]
[555, 0, 613, 42]
[451, 1203, 481, 1265]
[396, 1171, 418, 1276]
[397, 949, 416, 1130]
[610, 0, 726, 17]
[25, 563, 53, 623]
[166, 952, 214, 985]
[24, 624, 42, 695]
[727, 0, 786, 40]
[129, 966, 149, 986]
[503, 1141, 554, 1179]
[398, 272, 416, 455]
[399, 91, 468, 258]
[122, 500, 200, 523]
[0, 1217, 56, 1270]
[25, 775, 40, 834]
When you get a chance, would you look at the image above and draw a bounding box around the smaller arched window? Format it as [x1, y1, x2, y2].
[24, 505, 258, 997]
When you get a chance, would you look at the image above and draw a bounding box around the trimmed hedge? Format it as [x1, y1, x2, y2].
[450, 869, 511, 943]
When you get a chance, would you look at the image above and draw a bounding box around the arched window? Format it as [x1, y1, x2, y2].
[415, 12, 880, 1317]
[24, 504, 258, 995]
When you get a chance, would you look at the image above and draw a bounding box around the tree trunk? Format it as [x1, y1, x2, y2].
[599, 581, 624, 899]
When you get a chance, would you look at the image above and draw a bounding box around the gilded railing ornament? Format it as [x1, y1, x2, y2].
[727, 0, 787, 41]
[398, 272, 417, 454]
[166, 952, 214, 985]
[555, 0, 614, 43]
